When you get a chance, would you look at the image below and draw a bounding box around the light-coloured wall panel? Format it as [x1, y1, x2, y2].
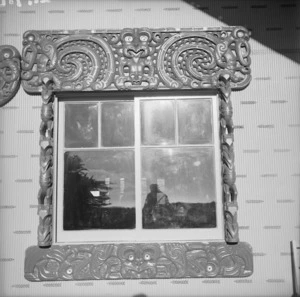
[0, 0, 299, 296]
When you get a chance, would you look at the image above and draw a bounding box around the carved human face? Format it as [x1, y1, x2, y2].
[118, 244, 160, 278]
[121, 28, 151, 58]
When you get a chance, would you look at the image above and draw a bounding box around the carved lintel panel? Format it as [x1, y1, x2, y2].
[0, 45, 21, 107]
[25, 242, 253, 281]
[21, 27, 251, 93]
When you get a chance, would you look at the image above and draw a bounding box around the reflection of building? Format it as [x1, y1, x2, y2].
[89, 183, 112, 207]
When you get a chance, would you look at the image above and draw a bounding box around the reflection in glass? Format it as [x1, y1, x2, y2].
[178, 99, 213, 144]
[65, 103, 98, 148]
[102, 102, 134, 147]
[142, 147, 216, 229]
[63, 150, 135, 230]
[141, 100, 175, 145]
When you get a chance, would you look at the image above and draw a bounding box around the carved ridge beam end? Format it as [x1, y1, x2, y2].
[25, 242, 253, 281]
[0, 45, 21, 107]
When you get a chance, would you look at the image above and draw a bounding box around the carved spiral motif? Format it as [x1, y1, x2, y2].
[25, 242, 253, 281]
[0, 45, 21, 107]
[157, 34, 225, 89]
[22, 32, 115, 91]
[21, 28, 251, 92]
[54, 36, 114, 90]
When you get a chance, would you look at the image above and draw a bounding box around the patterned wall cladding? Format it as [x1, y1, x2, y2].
[0, 0, 299, 296]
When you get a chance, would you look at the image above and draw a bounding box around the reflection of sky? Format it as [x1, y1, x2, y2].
[141, 147, 216, 204]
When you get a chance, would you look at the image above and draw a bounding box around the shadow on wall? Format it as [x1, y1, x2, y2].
[184, 0, 300, 64]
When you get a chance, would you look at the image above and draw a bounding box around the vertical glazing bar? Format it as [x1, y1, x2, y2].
[134, 97, 142, 231]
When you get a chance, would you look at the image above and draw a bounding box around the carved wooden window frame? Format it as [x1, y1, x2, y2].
[0, 26, 253, 281]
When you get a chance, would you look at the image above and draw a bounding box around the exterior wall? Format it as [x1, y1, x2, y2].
[0, 0, 299, 296]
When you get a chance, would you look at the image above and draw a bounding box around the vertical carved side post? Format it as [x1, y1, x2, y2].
[219, 73, 239, 244]
[37, 76, 54, 247]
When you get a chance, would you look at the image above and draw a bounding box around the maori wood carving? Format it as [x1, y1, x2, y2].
[7, 26, 253, 280]
[19, 26, 252, 249]
[38, 77, 55, 247]
[0, 45, 21, 107]
[219, 73, 239, 243]
[21, 27, 251, 93]
[25, 242, 253, 281]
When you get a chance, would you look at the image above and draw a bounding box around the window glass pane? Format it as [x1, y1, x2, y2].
[63, 150, 135, 230]
[64, 103, 98, 148]
[141, 147, 216, 229]
[141, 100, 175, 145]
[101, 102, 134, 147]
[178, 99, 213, 144]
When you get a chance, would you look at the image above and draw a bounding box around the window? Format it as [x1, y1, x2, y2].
[56, 95, 223, 243]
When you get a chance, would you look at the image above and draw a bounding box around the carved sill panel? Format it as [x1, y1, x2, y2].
[0, 45, 21, 107]
[21, 27, 251, 93]
[25, 242, 253, 281]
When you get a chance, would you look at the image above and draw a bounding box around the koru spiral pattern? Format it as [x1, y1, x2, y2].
[25, 242, 253, 281]
[0, 45, 21, 107]
[21, 27, 251, 92]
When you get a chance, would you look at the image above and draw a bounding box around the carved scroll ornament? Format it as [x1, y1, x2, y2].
[21, 27, 251, 93]
[25, 242, 253, 281]
[0, 45, 21, 107]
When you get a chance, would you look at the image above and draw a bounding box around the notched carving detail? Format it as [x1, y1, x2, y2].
[22, 31, 115, 92]
[114, 28, 167, 89]
[37, 76, 55, 247]
[21, 27, 251, 93]
[157, 27, 251, 90]
[0, 45, 21, 107]
[25, 242, 253, 281]
[218, 73, 239, 243]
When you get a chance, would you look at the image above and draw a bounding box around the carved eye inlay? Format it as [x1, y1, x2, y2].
[144, 253, 151, 261]
[128, 254, 134, 261]
[140, 35, 148, 42]
[124, 35, 133, 42]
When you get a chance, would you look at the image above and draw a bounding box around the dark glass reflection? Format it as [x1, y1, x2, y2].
[101, 102, 134, 147]
[64, 103, 98, 148]
[63, 150, 135, 230]
[142, 147, 216, 229]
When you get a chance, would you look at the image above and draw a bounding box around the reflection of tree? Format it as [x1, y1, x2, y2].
[179, 101, 212, 143]
[64, 151, 136, 230]
[63, 152, 98, 230]
[102, 103, 134, 147]
[65, 104, 98, 148]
